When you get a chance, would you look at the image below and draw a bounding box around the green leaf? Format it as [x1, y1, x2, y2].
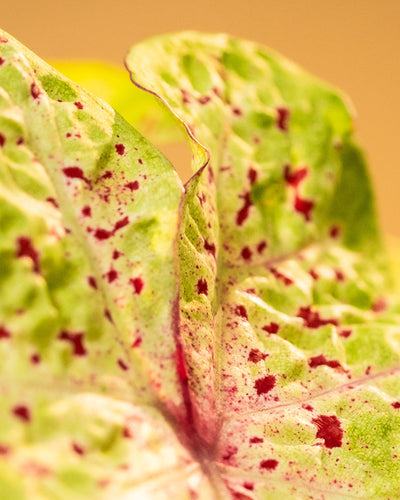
[1, 28, 400, 500]
[127, 32, 400, 498]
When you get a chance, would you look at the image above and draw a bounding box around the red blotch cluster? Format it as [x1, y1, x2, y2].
[308, 354, 343, 371]
[254, 375, 276, 395]
[241, 246, 252, 260]
[312, 414, 343, 448]
[276, 106, 289, 131]
[0, 325, 11, 340]
[236, 192, 253, 226]
[16, 237, 40, 273]
[248, 349, 268, 363]
[260, 458, 279, 471]
[284, 164, 308, 187]
[30, 83, 40, 99]
[62, 166, 91, 186]
[72, 442, 85, 455]
[118, 359, 129, 371]
[58, 331, 87, 356]
[12, 405, 31, 423]
[196, 278, 208, 295]
[87, 276, 97, 289]
[269, 267, 293, 286]
[74, 101, 83, 110]
[94, 216, 129, 240]
[115, 143, 125, 155]
[262, 322, 279, 334]
[125, 180, 139, 191]
[235, 305, 248, 320]
[130, 277, 144, 294]
[297, 306, 338, 329]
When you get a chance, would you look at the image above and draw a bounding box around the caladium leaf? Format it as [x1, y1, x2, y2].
[126, 33, 400, 498]
[1, 29, 400, 500]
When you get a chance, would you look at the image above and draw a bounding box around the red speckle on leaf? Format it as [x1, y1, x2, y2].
[115, 143, 125, 155]
[94, 228, 113, 240]
[248, 349, 268, 363]
[254, 375, 276, 395]
[241, 246, 252, 260]
[262, 322, 279, 334]
[297, 306, 338, 329]
[243, 482, 254, 491]
[339, 329, 352, 338]
[0, 133, 5, 147]
[16, 237, 40, 273]
[132, 337, 142, 348]
[138, 158, 143, 165]
[257, 240, 267, 253]
[270, 267, 293, 286]
[176, 344, 188, 382]
[260, 459, 278, 471]
[392, 402, 400, 409]
[114, 216, 129, 231]
[232, 107, 242, 116]
[0, 37, 8, 43]
[196, 278, 208, 295]
[74, 101, 83, 110]
[104, 309, 113, 323]
[46, 197, 59, 208]
[204, 239, 216, 258]
[123, 426, 132, 438]
[312, 415, 343, 448]
[198, 95, 211, 105]
[236, 192, 253, 226]
[0, 57, 4, 66]
[94, 216, 129, 241]
[0, 444, 10, 455]
[112, 249, 122, 260]
[303, 404, 314, 411]
[181, 88, 192, 104]
[248, 167, 258, 185]
[372, 298, 387, 313]
[72, 443, 85, 455]
[58, 331, 87, 356]
[235, 305, 248, 320]
[276, 107, 289, 131]
[30, 353, 41, 365]
[284, 164, 308, 187]
[30, 83, 40, 99]
[308, 354, 343, 371]
[17, 137, 24, 145]
[309, 268, 319, 280]
[130, 277, 144, 294]
[222, 445, 238, 461]
[335, 269, 345, 281]
[118, 359, 129, 371]
[365, 365, 371, 375]
[330, 225, 341, 238]
[0, 325, 11, 340]
[101, 170, 113, 179]
[62, 167, 91, 186]
[81, 205, 91, 217]
[125, 180, 139, 191]
[12, 405, 31, 423]
[105, 268, 118, 283]
[294, 195, 314, 221]
[250, 436, 264, 444]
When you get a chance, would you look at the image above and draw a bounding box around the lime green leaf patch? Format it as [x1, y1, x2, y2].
[1, 29, 400, 499]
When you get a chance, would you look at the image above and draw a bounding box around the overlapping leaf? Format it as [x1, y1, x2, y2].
[1, 28, 400, 500]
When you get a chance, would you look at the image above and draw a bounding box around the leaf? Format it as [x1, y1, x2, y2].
[1, 29, 400, 500]
[126, 33, 400, 498]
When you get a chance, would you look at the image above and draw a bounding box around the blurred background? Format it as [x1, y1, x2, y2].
[2, 0, 399, 236]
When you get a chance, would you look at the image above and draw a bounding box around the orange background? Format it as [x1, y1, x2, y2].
[2, 0, 399, 236]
